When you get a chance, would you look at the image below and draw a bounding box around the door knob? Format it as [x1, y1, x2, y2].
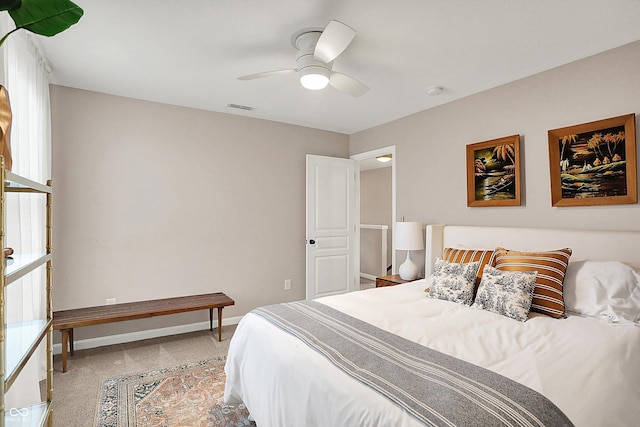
[309, 239, 316, 244]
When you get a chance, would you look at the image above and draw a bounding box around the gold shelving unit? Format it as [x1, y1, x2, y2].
[0, 158, 53, 427]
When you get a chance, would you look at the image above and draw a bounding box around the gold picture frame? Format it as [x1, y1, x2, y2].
[466, 135, 521, 207]
[548, 114, 637, 207]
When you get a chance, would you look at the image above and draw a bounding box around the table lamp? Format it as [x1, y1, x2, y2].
[395, 222, 424, 280]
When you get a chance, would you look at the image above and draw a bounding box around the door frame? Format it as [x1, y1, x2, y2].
[351, 146, 397, 276]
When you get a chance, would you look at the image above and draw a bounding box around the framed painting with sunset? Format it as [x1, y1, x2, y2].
[548, 114, 637, 207]
[466, 135, 521, 207]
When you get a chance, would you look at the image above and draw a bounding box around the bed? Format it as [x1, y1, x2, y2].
[224, 225, 640, 426]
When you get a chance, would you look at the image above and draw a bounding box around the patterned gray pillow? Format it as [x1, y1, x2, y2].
[428, 258, 480, 305]
[472, 265, 538, 322]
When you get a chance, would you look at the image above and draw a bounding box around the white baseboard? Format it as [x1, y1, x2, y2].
[52, 315, 243, 355]
[360, 273, 377, 281]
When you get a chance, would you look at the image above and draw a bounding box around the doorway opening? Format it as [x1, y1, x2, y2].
[351, 147, 396, 289]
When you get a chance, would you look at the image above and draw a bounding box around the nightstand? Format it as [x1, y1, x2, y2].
[375, 275, 410, 287]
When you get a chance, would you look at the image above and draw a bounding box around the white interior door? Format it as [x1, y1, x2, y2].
[306, 155, 358, 300]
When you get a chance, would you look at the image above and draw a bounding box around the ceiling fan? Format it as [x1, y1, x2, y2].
[238, 20, 369, 97]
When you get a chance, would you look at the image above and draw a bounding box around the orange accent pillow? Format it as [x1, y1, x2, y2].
[492, 247, 573, 318]
[443, 248, 494, 285]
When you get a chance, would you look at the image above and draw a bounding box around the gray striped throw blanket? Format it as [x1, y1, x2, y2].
[253, 300, 573, 427]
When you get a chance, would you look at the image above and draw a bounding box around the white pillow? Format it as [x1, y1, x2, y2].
[472, 265, 537, 322]
[428, 258, 479, 305]
[563, 260, 640, 324]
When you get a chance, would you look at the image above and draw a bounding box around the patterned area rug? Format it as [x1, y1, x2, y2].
[95, 357, 255, 427]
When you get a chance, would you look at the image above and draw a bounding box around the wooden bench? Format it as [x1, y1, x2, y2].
[53, 292, 235, 372]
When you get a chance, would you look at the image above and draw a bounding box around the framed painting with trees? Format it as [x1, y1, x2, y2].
[548, 114, 637, 207]
[466, 135, 521, 207]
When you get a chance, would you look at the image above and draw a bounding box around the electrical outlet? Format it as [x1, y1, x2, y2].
[106, 298, 116, 305]
[284, 279, 292, 290]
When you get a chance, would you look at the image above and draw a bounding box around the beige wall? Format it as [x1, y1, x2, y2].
[50, 86, 348, 340]
[351, 41, 640, 236]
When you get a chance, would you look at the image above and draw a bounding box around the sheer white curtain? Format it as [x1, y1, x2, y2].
[3, 27, 52, 408]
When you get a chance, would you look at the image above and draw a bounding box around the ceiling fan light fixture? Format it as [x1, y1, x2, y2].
[299, 66, 330, 90]
[238, 21, 367, 97]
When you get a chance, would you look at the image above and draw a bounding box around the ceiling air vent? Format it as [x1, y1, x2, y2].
[226, 103, 255, 111]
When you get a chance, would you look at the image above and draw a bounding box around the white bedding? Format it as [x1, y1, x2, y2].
[224, 279, 640, 427]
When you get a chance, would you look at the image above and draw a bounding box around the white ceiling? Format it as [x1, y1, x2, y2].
[37, 0, 640, 135]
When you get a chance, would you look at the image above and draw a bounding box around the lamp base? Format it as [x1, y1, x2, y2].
[399, 251, 418, 281]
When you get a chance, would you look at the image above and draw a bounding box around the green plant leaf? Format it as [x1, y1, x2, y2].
[0, 0, 21, 12]
[8, 0, 83, 37]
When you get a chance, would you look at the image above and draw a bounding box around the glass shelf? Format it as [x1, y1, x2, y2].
[4, 254, 51, 286]
[4, 402, 49, 426]
[4, 320, 50, 392]
[4, 172, 51, 194]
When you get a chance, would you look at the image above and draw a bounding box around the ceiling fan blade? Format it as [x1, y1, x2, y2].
[238, 69, 297, 80]
[314, 20, 356, 63]
[329, 72, 369, 97]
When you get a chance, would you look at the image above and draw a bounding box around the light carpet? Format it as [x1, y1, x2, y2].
[94, 357, 254, 427]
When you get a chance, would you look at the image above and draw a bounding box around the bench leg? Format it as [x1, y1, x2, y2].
[60, 329, 70, 373]
[217, 307, 223, 342]
[209, 308, 213, 331]
[59, 328, 75, 373]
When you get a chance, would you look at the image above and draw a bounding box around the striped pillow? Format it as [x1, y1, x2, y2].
[443, 247, 495, 284]
[492, 247, 573, 318]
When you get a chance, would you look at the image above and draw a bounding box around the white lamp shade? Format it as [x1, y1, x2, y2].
[395, 222, 424, 250]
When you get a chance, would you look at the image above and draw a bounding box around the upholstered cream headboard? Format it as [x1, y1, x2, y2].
[425, 224, 640, 276]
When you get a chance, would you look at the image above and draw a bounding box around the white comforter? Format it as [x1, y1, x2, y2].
[224, 279, 640, 426]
